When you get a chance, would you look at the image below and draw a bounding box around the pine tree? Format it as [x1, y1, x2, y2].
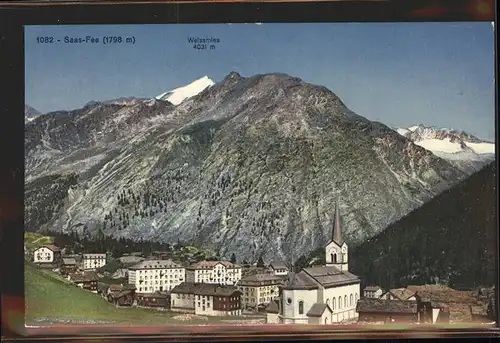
[257, 256, 265, 268]
[230, 253, 237, 264]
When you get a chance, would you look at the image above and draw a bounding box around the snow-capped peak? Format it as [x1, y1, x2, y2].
[155, 76, 215, 105]
[25, 105, 42, 123]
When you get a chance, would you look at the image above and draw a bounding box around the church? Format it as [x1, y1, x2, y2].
[266, 203, 361, 324]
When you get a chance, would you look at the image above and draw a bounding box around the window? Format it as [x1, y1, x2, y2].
[286, 297, 292, 305]
[350, 294, 353, 306]
[298, 301, 304, 315]
[326, 298, 330, 306]
[344, 295, 347, 307]
[338, 297, 342, 309]
[355, 293, 358, 303]
[333, 253, 337, 264]
[332, 297, 336, 310]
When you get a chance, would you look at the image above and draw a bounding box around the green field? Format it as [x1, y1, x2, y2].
[25, 263, 265, 325]
[24, 232, 54, 251]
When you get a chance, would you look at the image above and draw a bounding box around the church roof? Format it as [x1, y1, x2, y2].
[282, 271, 320, 290]
[307, 303, 333, 317]
[304, 266, 360, 288]
[282, 266, 359, 290]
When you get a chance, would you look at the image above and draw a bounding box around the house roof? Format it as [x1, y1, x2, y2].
[238, 273, 285, 286]
[62, 258, 77, 265]
[265, 300, 280, 314]
[171, 282, 241, 297]
[269, 261, 288, 270]
[186, 260, 240, 270]
[38, 244, 61, 252]
[407, 285, 476, 305]
[109, 289, 134, 299]
[69, 271, 99, 283]
[83, 253, 106, 258]
[307, 303, 333, 317]
[108, 284, 123, 292]
[364, 285, 382, 292]
[383, 288, 416, 301]
[356, 298, 418, 314]
[129, 259, 182, 270]
[137, 292, 169, 299]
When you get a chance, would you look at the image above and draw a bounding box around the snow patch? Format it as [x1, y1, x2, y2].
[396, 128, 409, 136]
[465, 142, 495, 154]
[414, 138, 463, 154]
[156, 76, 215, 105]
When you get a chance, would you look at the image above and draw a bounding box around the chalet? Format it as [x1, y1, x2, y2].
[82, 253, 107, 271]
[106, 285, 137, 307]
[363, 285, 383, 299]
[185, 260, 242, 286]
[356, 298, 419, 324]
[171, 282, 242, 316]
[33, 244, 62, 266]
[387, 284, 491, 324]
[236, 273, 285, 309]
[68, 271, 99, 293]
[60, 258, 78, 275]
[269, 261, 289, 276]
[135, 292, 170, 309]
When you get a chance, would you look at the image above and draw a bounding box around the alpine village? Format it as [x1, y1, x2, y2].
[26, 202, 496, 326]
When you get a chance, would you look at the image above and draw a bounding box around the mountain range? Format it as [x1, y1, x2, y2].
[24, 73, 492, 263]
[395, 125, 495, 174]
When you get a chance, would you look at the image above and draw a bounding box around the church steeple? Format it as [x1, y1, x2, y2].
[332, 202, 343, 246]
[325, 201, 349, 271]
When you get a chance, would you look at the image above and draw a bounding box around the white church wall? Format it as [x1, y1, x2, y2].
[282, 289, 318, 324]
[322, 283, 360, 322]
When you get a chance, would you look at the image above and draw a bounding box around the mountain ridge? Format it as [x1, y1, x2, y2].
[25, 72, 469, 262]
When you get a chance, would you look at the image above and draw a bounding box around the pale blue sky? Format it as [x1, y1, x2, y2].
[26, 23, 495, 141]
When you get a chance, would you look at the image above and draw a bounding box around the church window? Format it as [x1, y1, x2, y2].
[298, 301, 304, 314]
[350, 294, 353, 306]
[332, 297, 336, 309]
[338, 297, 342, 309]
[344, 295, 347, 307]
[333, 254, 337, 264]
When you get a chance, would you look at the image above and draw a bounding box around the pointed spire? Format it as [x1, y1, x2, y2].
[332, 202, 343, 245]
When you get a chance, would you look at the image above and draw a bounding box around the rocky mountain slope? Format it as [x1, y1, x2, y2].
[25, 72, 468, 262]
[351, 162, 497, 290]
[396, 125, 495, 174]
